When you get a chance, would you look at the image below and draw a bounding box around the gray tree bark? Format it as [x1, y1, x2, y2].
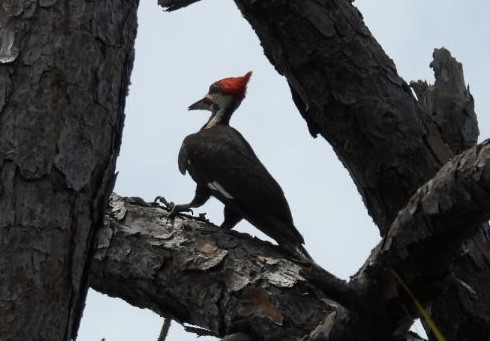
[3, 0, 490, 340]
[0, 1, 138, 340]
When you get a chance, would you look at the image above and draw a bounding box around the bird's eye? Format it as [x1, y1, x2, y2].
[203, 96, 213, 106]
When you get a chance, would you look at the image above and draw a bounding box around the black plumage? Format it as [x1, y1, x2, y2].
[169, 72, 312, 262]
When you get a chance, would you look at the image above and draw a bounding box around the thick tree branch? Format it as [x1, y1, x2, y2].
[347, 139, 490, 339]
[92, 140, 490, 339]
[410, 48, 489, 339]
[92, 195, 339, 340]
[230, 0, 450, 232]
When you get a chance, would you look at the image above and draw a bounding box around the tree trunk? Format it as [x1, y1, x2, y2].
[0, 1, 138, 340]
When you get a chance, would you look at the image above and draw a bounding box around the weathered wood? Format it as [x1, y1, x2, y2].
[411, 47, 489, 340]
[0, 1, 138, 339]
[411, 48, 479, 154]
[92, 195, 337, 340]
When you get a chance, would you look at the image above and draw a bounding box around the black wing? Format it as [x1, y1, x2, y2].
[178, 125, 304, 245]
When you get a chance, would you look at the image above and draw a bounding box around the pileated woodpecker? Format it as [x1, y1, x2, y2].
[169, 71, 312, 262]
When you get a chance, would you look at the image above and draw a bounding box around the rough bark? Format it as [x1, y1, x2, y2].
[233, 0, 453, 233]
[0, 1, 138, 340]
[92, 137, 490, 340]
[346, 140, 490, 340]
[230, 1, 490, 340]
[411, 48, 490, 340]
[92, 195, 337, 341]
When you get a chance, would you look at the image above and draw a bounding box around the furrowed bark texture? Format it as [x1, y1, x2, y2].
[233, 0, 450, 232]
[230, 0, 490, 340]
[411, 49, 490, 340]
[0, 1, 138, 340]
[154, 0, 490, 339]
[347, 140, 490, 340]
[92, 195, 339, 340]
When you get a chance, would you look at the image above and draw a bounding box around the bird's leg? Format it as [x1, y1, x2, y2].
[154, 196, 194, 215]
[154, 196, 176, 210]
[168, 185, 211, 218]
[220, 205, 243, 229]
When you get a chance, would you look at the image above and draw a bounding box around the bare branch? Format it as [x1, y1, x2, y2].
[91, 195, 339, 339]
[158, 0, 202, 11]
[158, 318, 171, 341]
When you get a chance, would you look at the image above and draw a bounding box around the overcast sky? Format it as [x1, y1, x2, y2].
[78, 1, 490, 340]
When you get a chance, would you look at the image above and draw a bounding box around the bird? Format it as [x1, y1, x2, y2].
[168, 71, 312, 263]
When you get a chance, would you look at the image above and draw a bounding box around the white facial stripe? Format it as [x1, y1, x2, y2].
[205, 112, 224, 129]
[208, 181, 234, 199]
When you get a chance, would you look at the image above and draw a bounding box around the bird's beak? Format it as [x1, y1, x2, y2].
[188, 96, 213, 111]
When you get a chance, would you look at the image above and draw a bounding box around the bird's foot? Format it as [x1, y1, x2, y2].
[154, 196, 193, 217]
[169, 204, 194, 217]
[154, 196, 175, 210]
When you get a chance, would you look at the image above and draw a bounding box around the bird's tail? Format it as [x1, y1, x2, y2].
[282, 242, 314, 264]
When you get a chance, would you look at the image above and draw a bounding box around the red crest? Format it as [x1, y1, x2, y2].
[215, 71, 252, 98]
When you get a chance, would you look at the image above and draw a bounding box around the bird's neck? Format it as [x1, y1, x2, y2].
[202, 106, 234, 130]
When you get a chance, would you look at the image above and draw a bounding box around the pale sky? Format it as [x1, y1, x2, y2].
[78, 1, 490, 340]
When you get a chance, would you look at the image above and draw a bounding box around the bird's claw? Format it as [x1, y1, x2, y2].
[154, 196, 175, 210]
[172, 206, 194, 216]
[154, 196, 193, 217]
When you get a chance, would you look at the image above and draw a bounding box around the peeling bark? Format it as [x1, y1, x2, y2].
[92, 195, 337, 340]
[0, 1, 138, 340]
